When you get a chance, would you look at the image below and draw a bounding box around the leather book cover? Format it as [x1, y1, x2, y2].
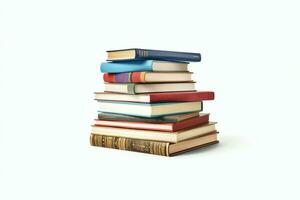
[90, 133, 218, 156]
[90, 134, 169, 156]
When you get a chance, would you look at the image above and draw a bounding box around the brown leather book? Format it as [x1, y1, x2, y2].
[90, 132, 218, 156]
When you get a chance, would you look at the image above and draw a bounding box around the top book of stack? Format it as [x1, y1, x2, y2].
[106, 48, 201, 62]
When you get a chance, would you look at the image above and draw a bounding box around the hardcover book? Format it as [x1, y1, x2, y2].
[97, 112, 200, 123]
[94, 113, 209, 132]
[91, 122, 216, 143]
[103, 72, 193, 83]
[95, 91, 215, 103]
[104, 82, 195, 94]
[101, 60, 188, 73]
[97, 101, 202, 118]
[106, 48, 201, 62]
[90, 132, 218, 156]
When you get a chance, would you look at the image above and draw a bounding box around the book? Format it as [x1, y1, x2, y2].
[95, 91, 215, 103]
[104, 82, 195, 94]
[103, 72, 193, 83]
[98, 101, 202, 118]
[97, 112, 200, 123]
[101, 60, 188, 73]
[106, 48, 201, 62]
[90, 132, 218, 156]
[94, 114, 209, 132]
[91, 122, 216, 143]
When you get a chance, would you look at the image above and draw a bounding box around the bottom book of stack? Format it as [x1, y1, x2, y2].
[90, 113, 219, 156]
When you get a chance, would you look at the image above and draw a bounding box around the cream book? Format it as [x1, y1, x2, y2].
[97, 101, 202, 118]
[104, 82, 195, 94]
[91, 122, 217, 143]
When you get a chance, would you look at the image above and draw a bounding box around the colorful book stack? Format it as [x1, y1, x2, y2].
[91, 48, 219, 156]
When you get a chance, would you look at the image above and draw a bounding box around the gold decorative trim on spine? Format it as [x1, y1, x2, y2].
[128, 72, 132, 82]
[140, 72, 146, 83]
[90, 134, 169, 156]
[166, 143, 170, 157]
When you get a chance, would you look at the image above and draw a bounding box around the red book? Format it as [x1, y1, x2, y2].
[94, 113, 210, 132]
[95, 91, 215, 103]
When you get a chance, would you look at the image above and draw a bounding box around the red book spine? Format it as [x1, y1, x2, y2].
[103, 73, 115, 82]
[172, 115, 209, 131]
[149, 91, 215, 102]
[94, 115, 209, 132]
[103, 72, 146, 83]
[131, 72, 145, 83]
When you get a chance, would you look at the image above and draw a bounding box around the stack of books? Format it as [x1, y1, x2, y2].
[91, 48, 219, 156]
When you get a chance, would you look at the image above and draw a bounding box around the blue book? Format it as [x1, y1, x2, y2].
[101, 60, 188, 73]
[107, 48, 201, 62]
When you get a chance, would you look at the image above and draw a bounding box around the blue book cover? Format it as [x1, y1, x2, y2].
[107, 48, 201, 62]
[101, 60, 155, 73]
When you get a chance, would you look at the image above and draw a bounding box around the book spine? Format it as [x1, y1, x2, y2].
[196, 91, 215, 101]
[149, 91, 215, 102]
[103, 73, 131, 83]
[172, 114, 209, 131]
[90, 134, 169, 156]
[135, 49, 201, 62]
[100, 61, 153, 73]
[103, 72, 146, 83]
[131, 72, 146, 83]
[103, 74, 115, 82]
[127, 83, 136, 94]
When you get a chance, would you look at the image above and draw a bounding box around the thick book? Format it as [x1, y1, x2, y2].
[103, 72, 193, 83]
[95, 91, 215, 103]
[97, 101, 202, 118]
[106, 48, 201, 62]
[98, 112, 200, 123]
[94, 113, 209, 132]
[101, 60, 188, 73]
[104, 82, 195, 94]
[91, 122, 216, 143]
[90, 132, 218, 156]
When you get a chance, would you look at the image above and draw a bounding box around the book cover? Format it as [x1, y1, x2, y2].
[103, 72, 192, 83]
[90, 132, 218, 156]
[95, 91, 214, 103]
[104, 82, 196, 94]
[107, 48, 201, 62]
[97, 112, 200, 123]
[94, 114, 209, 132]
[149, 91, 214, 102]
[101, 60, 154, 73]
[91, 122, 216, 143]
[97, 101, 202, 118]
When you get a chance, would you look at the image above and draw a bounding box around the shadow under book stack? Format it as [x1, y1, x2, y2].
[91, 48, 219, 156]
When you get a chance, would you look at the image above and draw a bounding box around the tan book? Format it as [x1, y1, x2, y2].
[90, 132, 218, 156]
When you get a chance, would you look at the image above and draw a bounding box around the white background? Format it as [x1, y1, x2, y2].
[1, 0, 300, 199]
